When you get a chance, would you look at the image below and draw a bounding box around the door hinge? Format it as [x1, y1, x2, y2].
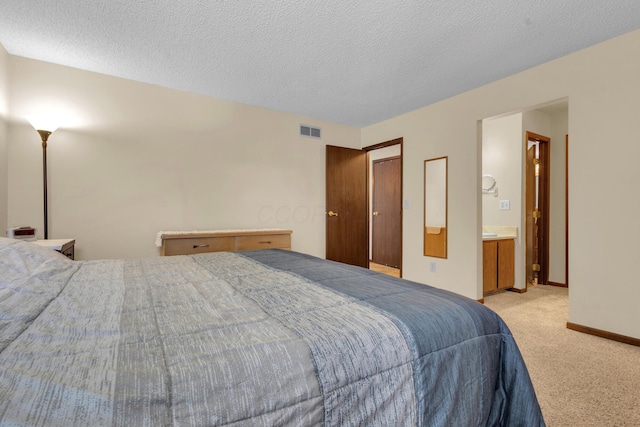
[532, 263, 541, 271]
[532, 209, 541, 219]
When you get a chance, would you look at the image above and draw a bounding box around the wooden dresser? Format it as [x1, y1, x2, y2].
[159, 229, 292, 256]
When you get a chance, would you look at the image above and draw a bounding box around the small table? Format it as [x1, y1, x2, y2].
[34, 239, 75, 260]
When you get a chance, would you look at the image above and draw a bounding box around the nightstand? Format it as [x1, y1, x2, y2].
[34, 239, 75, 260]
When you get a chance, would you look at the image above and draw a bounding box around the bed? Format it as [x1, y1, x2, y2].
[0, 237, 544, 426]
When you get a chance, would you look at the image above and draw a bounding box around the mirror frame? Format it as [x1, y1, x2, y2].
[424, 156, 448, 258]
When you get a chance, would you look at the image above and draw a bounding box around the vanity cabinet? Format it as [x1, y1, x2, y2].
[483, 238, 515, 294]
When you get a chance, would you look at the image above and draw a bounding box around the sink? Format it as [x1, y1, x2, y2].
[482, 232, 498, 237]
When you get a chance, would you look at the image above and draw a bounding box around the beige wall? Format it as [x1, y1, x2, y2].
[362, 97, 482, 298]
[7, 56, 361, 260]
[482, 113, 522, 227]
[362, 29, 640, 339]
[549, 110, 568, 284]
[0, 44, 8, 232]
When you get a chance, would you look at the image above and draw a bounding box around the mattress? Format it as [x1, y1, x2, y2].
[0, 238, 544, 426]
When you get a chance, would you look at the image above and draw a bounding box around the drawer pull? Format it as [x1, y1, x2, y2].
[259, 241, 272, 244]
[193, 244, 210, 249]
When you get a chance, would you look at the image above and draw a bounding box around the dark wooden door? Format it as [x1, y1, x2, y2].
[371, 156, 401, 267]
[326, 145, 368, 267]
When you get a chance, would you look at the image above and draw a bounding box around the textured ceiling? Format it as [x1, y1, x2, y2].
[1, 1, 640, 127]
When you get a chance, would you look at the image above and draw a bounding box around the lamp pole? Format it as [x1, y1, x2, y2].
[26, 116, 58, 241]
[37, 130, 52, 239]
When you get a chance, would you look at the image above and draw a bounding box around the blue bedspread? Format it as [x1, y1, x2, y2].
[0, 239, 544, 426]
[242, 249, 545, 426]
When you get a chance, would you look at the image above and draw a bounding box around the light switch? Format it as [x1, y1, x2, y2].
[404, 199, 410, 209]
[499, 200, 510, 210]
[430, 262, 436, 272]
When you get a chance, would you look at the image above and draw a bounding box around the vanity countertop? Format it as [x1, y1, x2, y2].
[482, 226, 517, 241]
[482, 234, 516, 241]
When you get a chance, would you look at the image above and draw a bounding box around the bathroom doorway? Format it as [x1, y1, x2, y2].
[482, 99, 568, 290]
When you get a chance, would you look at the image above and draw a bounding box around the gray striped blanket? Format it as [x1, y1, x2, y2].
[0, 238, 544, 426]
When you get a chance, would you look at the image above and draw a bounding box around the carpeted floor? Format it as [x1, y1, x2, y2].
[485, 285, 640, 426]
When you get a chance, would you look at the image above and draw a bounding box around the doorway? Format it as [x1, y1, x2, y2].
[482, 101, 568, 290]
[367, 140, 403, 277]
[371, 155, 401, 268]
[525, 131, 550, 286]
[325, 138, 403, 276]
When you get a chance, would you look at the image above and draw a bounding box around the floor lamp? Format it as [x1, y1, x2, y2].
[26, 116, 59, 240]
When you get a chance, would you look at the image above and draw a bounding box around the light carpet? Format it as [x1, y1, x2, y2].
[485, 285, 640, 427]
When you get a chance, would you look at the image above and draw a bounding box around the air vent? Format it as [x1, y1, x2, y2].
[300, 124, 321, 139]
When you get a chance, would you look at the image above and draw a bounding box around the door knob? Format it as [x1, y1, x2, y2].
[373, 211, 379, 216]
[327, 210, 339, 217]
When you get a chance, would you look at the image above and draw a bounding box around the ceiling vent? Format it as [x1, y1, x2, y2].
[300, 124, 321, 139]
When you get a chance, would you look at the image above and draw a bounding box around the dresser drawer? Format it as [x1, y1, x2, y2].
[159, 229, 292, 256]
[235, 233, 291, 251]
[162, 236, 234, 256]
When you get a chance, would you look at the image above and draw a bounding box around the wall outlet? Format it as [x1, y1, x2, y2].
[430, 262, 436, 273]
[499, 200, 510, 210]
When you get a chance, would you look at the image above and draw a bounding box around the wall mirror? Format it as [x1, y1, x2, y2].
[482, 174, 498, 196]
[424, 156, 448, 258]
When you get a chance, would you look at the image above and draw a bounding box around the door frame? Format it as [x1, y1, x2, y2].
[363, 137, 403, 276]
[525, 131, 550, 287]
[565, 134, 569, 287]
